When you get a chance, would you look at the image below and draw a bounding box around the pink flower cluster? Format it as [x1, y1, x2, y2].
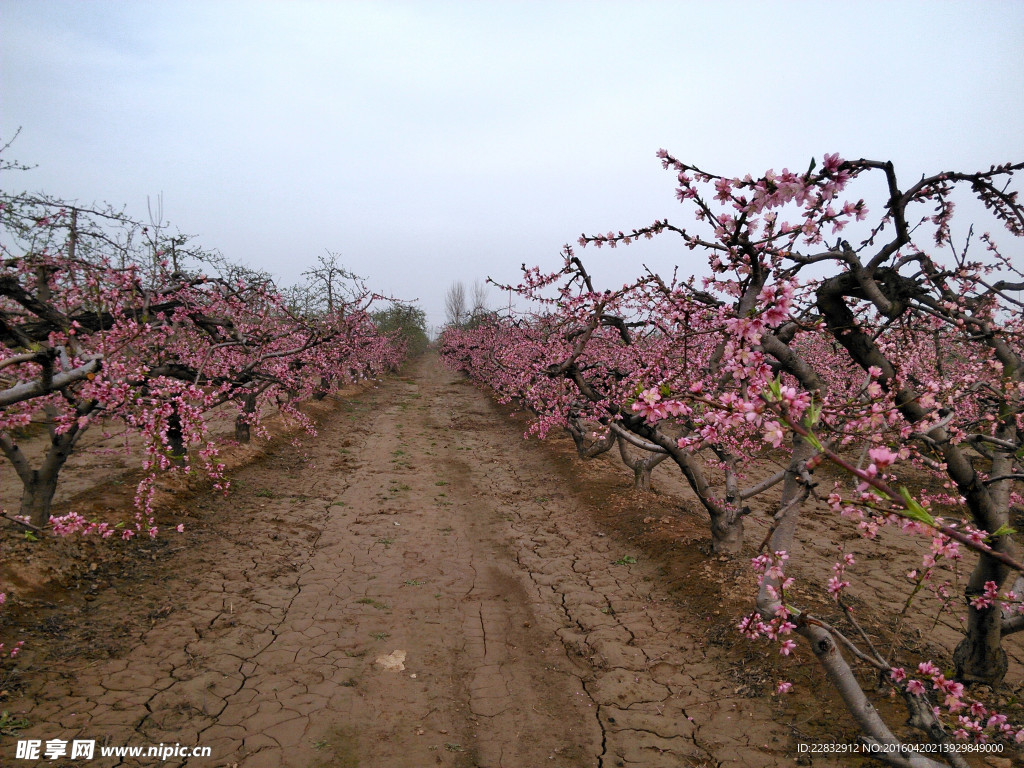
[891, 663, 1024, 743]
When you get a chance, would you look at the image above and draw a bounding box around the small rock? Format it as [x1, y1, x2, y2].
[374, 650, 407, 671]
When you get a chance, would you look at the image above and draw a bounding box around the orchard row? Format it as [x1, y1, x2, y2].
[0, 171, 409, 536]
[441, 152, 1024, 766]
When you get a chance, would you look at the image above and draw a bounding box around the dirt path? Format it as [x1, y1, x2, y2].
[6, 355, 821, 767]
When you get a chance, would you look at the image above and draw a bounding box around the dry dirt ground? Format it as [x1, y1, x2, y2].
[0, 354, 1020, 768]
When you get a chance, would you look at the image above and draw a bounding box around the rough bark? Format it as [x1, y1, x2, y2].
[564, 417, 616, 460]
[616, 436, 668, 491]
[0, 404, 90, 527]
[234, 391, 259, 443]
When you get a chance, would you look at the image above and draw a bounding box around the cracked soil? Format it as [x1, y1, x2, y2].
[1, 354, 960, 767]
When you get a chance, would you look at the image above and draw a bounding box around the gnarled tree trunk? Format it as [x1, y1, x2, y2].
[0, 404, 91, 528]
[234, 391, 259, 443]
[817, 272, 1020, 685]
[616, 436, 668, 491]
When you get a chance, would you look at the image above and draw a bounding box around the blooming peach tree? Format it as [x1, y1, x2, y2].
[442, 151, 1024, 765]
[1, 189, 405, 535]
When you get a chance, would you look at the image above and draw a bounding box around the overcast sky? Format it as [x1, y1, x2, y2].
[2, 1, 1022, 330]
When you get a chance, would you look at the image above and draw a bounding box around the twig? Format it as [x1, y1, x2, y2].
[1, 511, 43, 533]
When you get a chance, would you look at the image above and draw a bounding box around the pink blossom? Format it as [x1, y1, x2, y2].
[867, 446, 898, 469]
[906, 679, 927, 696]
[986, 714, 1008, 729]
[827, 576, 849, 597]
[763, 420, 785, 448]
[822, 152, 843, 173]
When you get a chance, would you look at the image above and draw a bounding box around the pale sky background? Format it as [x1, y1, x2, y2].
[2, 1, 1022, 332]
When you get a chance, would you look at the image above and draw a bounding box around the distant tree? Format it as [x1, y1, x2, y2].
[471, 279, 488, 316]
[444, 281, 467, 328]
[301, 251, 361, 317]
[294, 252, 368, 398]
[464, 279, 493, 329]
[372, 302, 429, 356]
[445, 279, 492, 330]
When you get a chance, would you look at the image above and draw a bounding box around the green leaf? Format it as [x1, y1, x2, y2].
[764, 377, 783, 402]
[990, 524, 1017, 539]
[801, 430, 824, 452]
[898, 487, 935, 527]
[803, 398, 822, 430]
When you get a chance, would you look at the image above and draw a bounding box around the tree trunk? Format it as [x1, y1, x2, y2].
[21, 470, 62, 529]
[954, 606, 1009, 684]
[633, 463, 651, 492]
[709, 513, 743, 555]
[166, 408, 186, 466]
[616, 436, 668, 491]
[234, 415, 250, 443]
[817, 275, 1019, 685]
[1, 405, 87, 528]
[234, 391, 258, 443]
[954, 417, 1018, 684]
[312, 375, 331, 401]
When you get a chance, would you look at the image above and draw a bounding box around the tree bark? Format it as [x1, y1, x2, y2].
[616, 436, 668, 491]
[0, 404, 89, 527]
[312, 374, 331, 401]
[166, 407, 186, 466]
[234, 391, 258, 443]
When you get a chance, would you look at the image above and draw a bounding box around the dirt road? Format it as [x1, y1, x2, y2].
[5, 355, 817, 767]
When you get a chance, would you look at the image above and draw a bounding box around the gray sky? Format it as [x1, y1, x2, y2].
[2, 1, 1022, 330]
